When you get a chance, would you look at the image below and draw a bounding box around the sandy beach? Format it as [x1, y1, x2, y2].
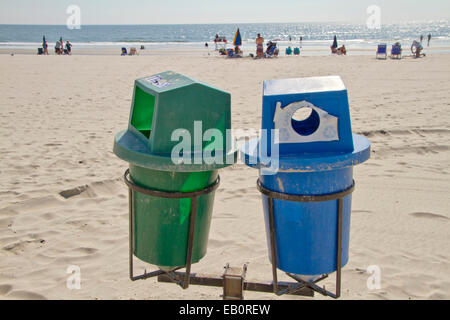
[0, 52, 449, 300]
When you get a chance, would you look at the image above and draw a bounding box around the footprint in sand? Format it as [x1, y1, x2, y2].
[5, 290, 46, 300]
[409, 212, 449, 221]
[59, 185, 88, 199]
[0, 284, 13, 296]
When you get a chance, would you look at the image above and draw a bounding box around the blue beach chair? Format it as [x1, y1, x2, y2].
[121, 47, 128, 56]
[390, 43, 402, 59]
[265, 41, 279, 58]
[376, 44, 387, 59]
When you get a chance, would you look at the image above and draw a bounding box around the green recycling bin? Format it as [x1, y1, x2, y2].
[114, 71, 236, 270]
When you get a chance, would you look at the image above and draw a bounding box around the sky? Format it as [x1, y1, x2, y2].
[0, 0, 449, 25]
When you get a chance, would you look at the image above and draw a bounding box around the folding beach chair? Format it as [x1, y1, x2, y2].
[285, 47, 292, 55]
[390, 44, 402, 60]
[376, 44, 387, 59]
[265, 41, 279, 58]
[129, 47, 138, 56]
[293, 47, 300, 55]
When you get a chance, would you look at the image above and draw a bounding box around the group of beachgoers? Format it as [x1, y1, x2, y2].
[381, 34, 431, 60]
[218, 33, 431, 59]
[55, 40, 72, 55]
[39, 37, 72, 55]
[330, 35, 346, 55]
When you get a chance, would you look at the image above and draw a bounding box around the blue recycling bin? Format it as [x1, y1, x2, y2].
[241, 76, 370, 276]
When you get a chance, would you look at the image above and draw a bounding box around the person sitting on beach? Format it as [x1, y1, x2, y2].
[266, 41, 277, 55]
[285, 46, 292, 55]
[55, 40, 62, 55]
[337, 45, 346, 55]
[256, 33, 264, 58]
[65, 41, 72, 55]
[411, 40, 425, 58]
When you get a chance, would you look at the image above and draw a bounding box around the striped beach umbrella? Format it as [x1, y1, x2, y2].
[233, 28, 242, 47]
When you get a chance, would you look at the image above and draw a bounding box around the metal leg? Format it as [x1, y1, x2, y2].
[183, 196, 198, 289]
[336, 198, 343, 298]
[124, 170, 220, 287]
[129, 187, 134, 280]
[267, 197, 279, 294]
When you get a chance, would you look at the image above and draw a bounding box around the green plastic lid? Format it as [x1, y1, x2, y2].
[114, 71, 237, 171]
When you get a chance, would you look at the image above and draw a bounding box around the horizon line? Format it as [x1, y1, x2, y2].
[1, 19, 449, 27]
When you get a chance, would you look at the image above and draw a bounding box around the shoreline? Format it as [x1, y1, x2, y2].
[2, 46, 450, 57]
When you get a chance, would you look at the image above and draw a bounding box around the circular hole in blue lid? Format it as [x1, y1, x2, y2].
[291, 107, 320, 136]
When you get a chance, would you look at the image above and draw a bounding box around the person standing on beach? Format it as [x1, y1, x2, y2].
[256, 33, 264, 58]
[420, 35, 424, 43]
[55, 40, 62, 55]
[299, 36, 303, 48]
[43, 41, 49, 55]
[427, 34, 431, 46]
[66, 40, 72, 55]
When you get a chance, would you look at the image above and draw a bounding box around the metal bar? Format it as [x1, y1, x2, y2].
[129, 187, 134, 280]
[160, 272, 224, 287]
[280, 274, 329, 296]
[257, 179, 355, 203]
[132, 267, 184, 282]
[336, 198, 343, 299]
[267, 197, 278, 293]
[157, 273, 314, 297]
[183, 196, 198, 289]
[245, 280, 313, 296]
[132, 269, 165, 281]
[124, 169, 220, 199]
[287, 273, 337, 298]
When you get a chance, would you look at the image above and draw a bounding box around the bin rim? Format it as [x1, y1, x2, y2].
[114, 130, 238, 172]
[240, 133, 370, 172]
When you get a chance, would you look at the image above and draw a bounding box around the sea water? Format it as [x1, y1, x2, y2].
[1, 21, 449, 55]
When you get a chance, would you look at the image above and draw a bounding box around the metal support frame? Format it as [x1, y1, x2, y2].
[124, 169, 220, 289]
[257, 179, 355, 299]
[123, 168, 355, 299]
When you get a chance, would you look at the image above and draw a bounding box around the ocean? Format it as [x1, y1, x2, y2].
[1, 21, 449, 55]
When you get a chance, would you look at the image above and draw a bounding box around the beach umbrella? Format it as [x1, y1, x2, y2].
[43, 36, 46, 47]
[332, 35, 338, 48]
[233, 28, 242, 47]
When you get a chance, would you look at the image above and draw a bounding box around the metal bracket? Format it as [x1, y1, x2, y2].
[124, 169, 220, 289]
[222, 264, 247, 300]
[257, 179, 355, 299]
[123, 169, 355, 300]
[157, 265, 315, 299]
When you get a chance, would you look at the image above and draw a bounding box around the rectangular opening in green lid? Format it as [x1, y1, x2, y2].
[131, 86, 155, 139]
